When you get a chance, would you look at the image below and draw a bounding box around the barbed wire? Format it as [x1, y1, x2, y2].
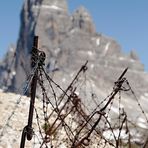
[1, 45, 148, 147]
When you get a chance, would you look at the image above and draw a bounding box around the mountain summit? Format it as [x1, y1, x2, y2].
[0, 0, 147, 97]
[13, 0, 145, 90]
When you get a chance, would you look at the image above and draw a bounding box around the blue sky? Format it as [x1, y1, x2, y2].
[0, 0, 148, 71]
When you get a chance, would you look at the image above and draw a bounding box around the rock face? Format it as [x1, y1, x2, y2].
[0, 0, 148, 146]
[14, 0, 70, 89]
[0, 45, 16, 91]
[12, 0, 145, 91]
[0, 90, 114, 148]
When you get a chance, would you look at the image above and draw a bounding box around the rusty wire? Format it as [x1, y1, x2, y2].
[1, 38, 148, 148]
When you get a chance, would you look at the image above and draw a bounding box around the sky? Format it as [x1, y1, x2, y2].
[0, 0, 148, 71]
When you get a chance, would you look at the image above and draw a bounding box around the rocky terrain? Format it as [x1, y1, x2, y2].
[0, 0, 148, 147]
[0, 90, 114, 148]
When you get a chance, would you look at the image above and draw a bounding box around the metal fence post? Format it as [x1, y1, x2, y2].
[20, 36, 39, 148]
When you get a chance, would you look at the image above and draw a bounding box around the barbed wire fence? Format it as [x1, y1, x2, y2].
[0, 36, 148, 148]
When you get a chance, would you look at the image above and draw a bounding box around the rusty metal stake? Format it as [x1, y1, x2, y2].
[20, 36, 39, 148]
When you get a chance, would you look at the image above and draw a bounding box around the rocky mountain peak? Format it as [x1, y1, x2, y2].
[129, 49, 139, 61]
[0, 0, 145, 92]
[0, 0, 145, 91]
[74, 6, 92, 20]
[71, 6, 95, 34]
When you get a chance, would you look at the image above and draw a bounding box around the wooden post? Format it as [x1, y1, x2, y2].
[20, 36, 39, 148]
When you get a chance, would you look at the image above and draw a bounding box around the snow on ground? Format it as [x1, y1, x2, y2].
[96, 38, 100, 46]
[33, 5, 64, 11]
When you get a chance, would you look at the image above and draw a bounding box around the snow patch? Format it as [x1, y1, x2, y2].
[140, 95, 147, 101]
[120, 104, 124, 108]
[102, 42, 110, 56]
[119, 57, 125, 60]
[70, 29, 76, 34]
[62, 78, 66, 82]
[87, 51, 93, 56]
[12, 71, 16, 76]
[75, 91, 79, 96]
[137, 122, 147, 129]
[111, 106, 118, 114]
[70, 73, 74, 77]
[33, 5, 63, 11]
[9, 47, 14, 52]
[105, 42, 110, 51]
[130, 59, 135, 63]
[96, 38, 100, 46]
[54, 48, 61, 55]
[50, 5, 61, 10]
[144, 93, 148, 97]
[90, 64, 94, 69]
[90, 83, 96, 88]
[138, 117, 146, 123]
[0, 89, 3, 93]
